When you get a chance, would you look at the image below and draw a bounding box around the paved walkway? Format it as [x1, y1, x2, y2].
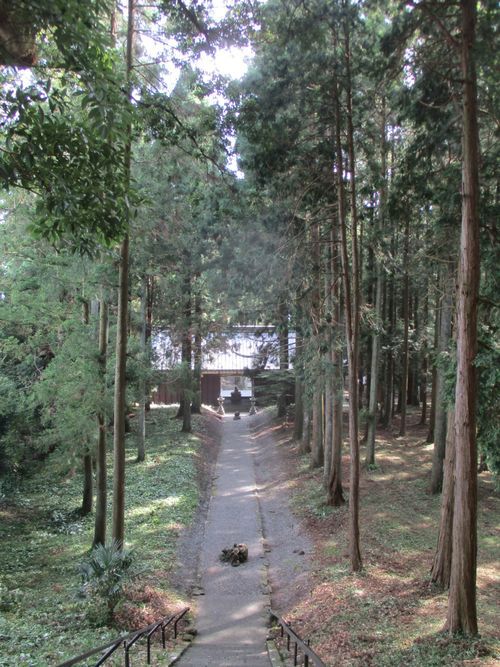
[176, 414, 271, 667]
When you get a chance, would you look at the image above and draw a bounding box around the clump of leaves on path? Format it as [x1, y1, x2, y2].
[219, 543, 249, 566]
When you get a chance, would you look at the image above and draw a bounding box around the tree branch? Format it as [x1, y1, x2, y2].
[171, 0, 213, 48]
[407, 0, 460, 49]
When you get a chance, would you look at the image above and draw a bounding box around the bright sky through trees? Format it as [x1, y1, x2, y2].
[133, 0, 252, 176]
[139, 0, 253, 91]
[199, 44, 252, 80]
[201, 0, 254, 78]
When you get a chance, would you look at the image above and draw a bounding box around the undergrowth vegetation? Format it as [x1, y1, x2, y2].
[0, 407, 201, 666]
[285, 413, 500, 667]
[79, 541, 140, 624]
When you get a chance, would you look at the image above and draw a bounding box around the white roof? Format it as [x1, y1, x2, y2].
[153, 329, 295, 372]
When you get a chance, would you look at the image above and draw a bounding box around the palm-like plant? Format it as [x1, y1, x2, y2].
[79, 541, 139, 620]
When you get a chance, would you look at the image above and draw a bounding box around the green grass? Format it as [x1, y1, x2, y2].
[290, 458, 340, 519]
[0, 408, 201, 666]
[292, 483, 338, 519]
[373, 633, 493, 667]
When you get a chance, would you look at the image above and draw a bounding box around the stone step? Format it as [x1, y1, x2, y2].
[175, 644, 272, 666]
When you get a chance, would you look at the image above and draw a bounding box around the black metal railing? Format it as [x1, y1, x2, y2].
[269, 610, 325, 667]
[57, 607, 189, 667]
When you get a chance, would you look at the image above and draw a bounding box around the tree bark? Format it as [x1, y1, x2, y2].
[137, 276, 147, 463]
[309, 219, 323, 466]
[323, 373, 333, 483]
[144, 276, 153, 412]
[431, 410, 455, 588]
[93, 9, 115, 548]
[80, 299, 93, 516]
[409, 293, 420, 406]
[366, 101, 387, 461]
[427, 290, 440, 442]
[446, 0, 480, 635]
[311, 389, 324, 467]
[327, 226, 345, 506]
[327, 233, 345, 505]
[335, 8, 362, 570]
[323, 233, 335, 485]
[113, 233, 129, 548]
[82, 453, 93, 516]
[382, 227, 396, 428]
[430, 268, 454, 493]
[327, 350, 345, 506]
[419, 292, 429, 425]
[366, 268, 382, 466]
[399, 217, 410, 436]
[93, 298, 108, 548]
[420, 353, 428, 424]
[191, 287, 202, 414]
[277, 299, 289, 418]
[180, 263, 193, 433]
[300, 406, 312, 454]
[293, 333, 304, 442]
[112, 0, 134, 548]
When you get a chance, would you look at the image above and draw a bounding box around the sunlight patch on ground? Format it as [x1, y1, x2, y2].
[127, 496, 182, 518]
[477, 563, 500, 587]
[250, 424, 284, 440]
[220, 484, 256, 495]
[375, 434, 393, 443]
[166, 521, 184, 532]
[0, 507, 20, 521]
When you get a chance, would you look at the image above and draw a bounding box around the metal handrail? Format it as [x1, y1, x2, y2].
[57, 607, 189, 667]
[269, 610, 326, 667]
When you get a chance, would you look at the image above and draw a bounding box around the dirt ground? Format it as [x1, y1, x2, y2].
[251, 410, 314, 613]
[275, 411, 500, 667]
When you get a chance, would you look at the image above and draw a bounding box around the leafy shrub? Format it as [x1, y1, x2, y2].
[50, 508, 84, 534]
[79, 541, 140, 623]
[0, 583, 23, 612]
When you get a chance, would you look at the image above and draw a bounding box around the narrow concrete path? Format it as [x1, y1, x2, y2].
[176, 414, 271, 667]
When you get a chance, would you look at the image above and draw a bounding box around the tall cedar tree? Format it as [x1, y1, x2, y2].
[93, 297, 108, 547]
[112, 0, 134, 549]
[446, 0, 480, 635]
[333, 19, 362, 570]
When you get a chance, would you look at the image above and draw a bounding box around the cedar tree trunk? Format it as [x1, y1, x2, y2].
[430, 268, 454, 493]
[431, 410, 455, 588]
[137, 276, 147, 463]
[112, 0, 134, 548]
[93, 298, 108, 548]
[334, 13, 362, 570]
[446, 0, 480, 635]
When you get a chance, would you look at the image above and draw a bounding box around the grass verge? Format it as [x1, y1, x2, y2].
[0, 407, 204, 666]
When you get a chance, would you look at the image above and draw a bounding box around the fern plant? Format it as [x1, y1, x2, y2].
[79, 541, 139, 621]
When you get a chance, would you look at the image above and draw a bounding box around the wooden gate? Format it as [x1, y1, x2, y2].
[201, 374, 221, 405]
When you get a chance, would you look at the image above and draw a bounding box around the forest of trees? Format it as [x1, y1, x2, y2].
[0, 0, 498, 658]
